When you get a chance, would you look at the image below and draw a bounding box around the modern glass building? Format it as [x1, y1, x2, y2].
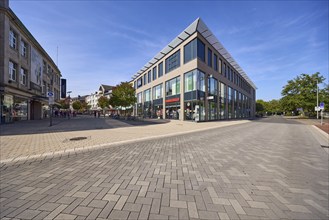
[131, 18, 256, 122]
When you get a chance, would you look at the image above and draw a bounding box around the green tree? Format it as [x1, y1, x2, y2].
[72, 100, 82, 112]
[256, 100, 266, 114]
[97, 96, 109, 116]
[281, 72, 326, 116]
[59, 99, 69, 109]
[109, 82, 137, 116]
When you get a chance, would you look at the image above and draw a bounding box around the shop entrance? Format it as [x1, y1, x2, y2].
[184, 100, 205, 121]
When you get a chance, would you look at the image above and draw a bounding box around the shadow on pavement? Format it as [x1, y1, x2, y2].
[0, 115, 170, 136]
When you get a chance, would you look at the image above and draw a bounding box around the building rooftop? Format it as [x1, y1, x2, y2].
[132, 18, 256, 90]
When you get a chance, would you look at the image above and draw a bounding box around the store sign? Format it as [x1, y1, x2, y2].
[165, 97, 180, 103]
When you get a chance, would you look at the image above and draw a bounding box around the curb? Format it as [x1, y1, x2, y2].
[312, 125, 329, 138]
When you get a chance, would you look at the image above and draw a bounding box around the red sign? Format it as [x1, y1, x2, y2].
[165, 97, 180, 103]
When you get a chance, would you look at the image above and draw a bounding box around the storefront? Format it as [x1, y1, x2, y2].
[184, 100, 205, 121]
[165, 96, 180, 120]
[152, 98, 163, 119]
[143, 101, 152, 118]
[1, 94, 29, 123]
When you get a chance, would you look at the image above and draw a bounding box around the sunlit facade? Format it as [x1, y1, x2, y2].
[132, 18, 256, 121]
[0, 0, 61, 123]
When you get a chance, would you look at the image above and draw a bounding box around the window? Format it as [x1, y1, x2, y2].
[219, 59, 222, 74]
[208, 77, 218, 96]
[184, 38, 197, 63]
[20, 40, 27, 57]
[184, 70, 197, 92]
[197, 70, 205, 91]
[144, 89, 151, 102]
[214, 54, 218, 71]
[153, 84, 163, 99]
[137, 77, 142, 88]
[208, 48, 212, 67]
[197, 39, 205, 62]
[148, 70, 151, 83]
[165, 50, 180, 73]
[137, 92, 142, 103]
[224, 63, 227, 77]
[165, 76, 180, 96]
[9, 61, 17, 81]
[158, 62, 163, 78]
[184, 38, 205, 63]
[152, 67, 157, 81]
[143, 73, 147, 85]
[20, 68, 27, 85]
[9, 28, 17, 49]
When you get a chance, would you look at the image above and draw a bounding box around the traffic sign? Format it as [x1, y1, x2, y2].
[47, 91, 54, 97]
[319, 102, 325, 110]
[315, 106, 320, 111]
[49, 96, 54, 105]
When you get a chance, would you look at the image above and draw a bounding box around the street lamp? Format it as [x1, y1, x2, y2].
[311, 78, 320, 119]
[67, 91, 72, 119]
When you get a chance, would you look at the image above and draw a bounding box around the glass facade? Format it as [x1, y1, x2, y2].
[152, 67, 157, 81]
[208, 77, 218, 120]
[165, 50, 180, 73]
[153, 84, 163, 100]
[165, 76, 180, 97]
[158, 62, 163, 78]
[184, 38, 197, 63]
[207, 48, 212, 67]
[214, 54, 218, 71]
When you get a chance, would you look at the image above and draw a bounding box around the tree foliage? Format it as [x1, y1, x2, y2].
[281, 72, 327, 115]
[72, 100, 82, 111]
[109, 82, 137, 114]
[97, 96, 109, 110]
[59, 99, 69, 109]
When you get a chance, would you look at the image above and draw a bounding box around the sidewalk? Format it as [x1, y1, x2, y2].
[0, 116, 249, 164]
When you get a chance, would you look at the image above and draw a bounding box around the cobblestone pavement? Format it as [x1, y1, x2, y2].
[0, 116, 248, 163]
[0, 117, 328, 219]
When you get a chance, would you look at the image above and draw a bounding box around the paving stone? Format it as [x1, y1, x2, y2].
[198, 210, 219, 219]
[108, 210, 130, 219]
[55, 213, 77, 219]
[123, 202, 142, 212]
[15, 209, 41, 219]
[38, 202, 60, 212]
[71, 206, 93, 216]
[160, 206, 179, 217]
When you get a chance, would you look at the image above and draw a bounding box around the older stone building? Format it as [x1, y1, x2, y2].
[0, 0, 61, 123]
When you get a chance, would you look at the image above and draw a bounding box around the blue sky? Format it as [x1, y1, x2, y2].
[10, 0, 328, 101]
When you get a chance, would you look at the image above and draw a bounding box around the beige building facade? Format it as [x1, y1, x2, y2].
[131, 18, 256, 122]
[0, 0, 61, 123]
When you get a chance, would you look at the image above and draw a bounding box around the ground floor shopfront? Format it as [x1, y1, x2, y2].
[0, 92, 50, 124]
[134, 69, 255, 122]
[134, 92, 253, 122]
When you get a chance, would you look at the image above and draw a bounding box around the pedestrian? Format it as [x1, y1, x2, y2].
[94, 111, 96, 118]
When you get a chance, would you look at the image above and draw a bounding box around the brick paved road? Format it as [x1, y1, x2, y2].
[0, 117, 328, 219]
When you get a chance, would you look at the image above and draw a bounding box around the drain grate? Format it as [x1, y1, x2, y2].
[321, 145, 329, 148]
[69, 137, 87, 141]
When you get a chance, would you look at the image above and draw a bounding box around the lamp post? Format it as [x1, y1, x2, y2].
[316, 79, 319, 119]
[67, 91, 72, 119]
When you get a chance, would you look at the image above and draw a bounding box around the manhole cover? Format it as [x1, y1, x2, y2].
[69, 137, 87, 141]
